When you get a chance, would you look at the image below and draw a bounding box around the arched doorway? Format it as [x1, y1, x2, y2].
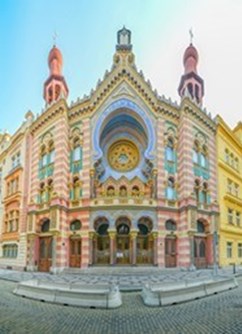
[194, 219, 207, 268]
[137, 217, 153, 264]
[165, 219, 177, 268]
[94, 217, 110, 264]
[116, 217, 131, 264]
[69, 220, 82, 268]
[39, 218, 52, 272]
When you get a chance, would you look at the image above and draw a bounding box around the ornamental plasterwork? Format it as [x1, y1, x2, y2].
[90, 209, 157, 229]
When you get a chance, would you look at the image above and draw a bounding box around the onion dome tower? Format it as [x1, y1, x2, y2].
[178, 36, 204, 104]
[43, 45, 69, 104]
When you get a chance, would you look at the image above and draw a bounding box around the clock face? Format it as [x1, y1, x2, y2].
[108, 140, 140, 172]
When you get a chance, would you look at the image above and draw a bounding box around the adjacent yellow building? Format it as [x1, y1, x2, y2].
[217, 117, 242, 266]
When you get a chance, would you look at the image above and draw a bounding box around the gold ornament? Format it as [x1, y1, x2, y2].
[108, 140, 139, 172]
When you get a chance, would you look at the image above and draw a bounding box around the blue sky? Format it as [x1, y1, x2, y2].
[1, 0, 241, 134]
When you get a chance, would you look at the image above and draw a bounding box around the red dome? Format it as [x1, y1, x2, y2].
[48, 46, 63, 67]
[183, 43, 198, 66]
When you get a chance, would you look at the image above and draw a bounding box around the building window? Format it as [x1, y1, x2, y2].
[165, 137, 175, 162]
[238, 243, 242, 258]
[227, 242, 233, 258]
[228, 208, 233, 224]
[197, 220, 205, 233]
[70, 220, 82, 231]
[3, 244, 18, 258]
[225, 149, 230, 163]
[165, 219, 177, 231]
[166, 177, 176, 200]
[236, 212, 241, 227]
[227, 179, 233, 194]
[234, 184, 239, 197]
[41, 219, 50, 232]
[192, 141, 199, 164]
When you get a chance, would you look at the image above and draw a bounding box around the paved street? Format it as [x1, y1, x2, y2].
[0, 266, 241, 291]
[0, 273, 242, 333]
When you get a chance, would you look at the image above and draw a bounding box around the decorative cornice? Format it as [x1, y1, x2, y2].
[30, 100, 68, 134]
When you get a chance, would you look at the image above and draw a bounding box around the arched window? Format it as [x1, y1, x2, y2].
[192, 141, 199, 164]
[73, 177, 81, 200]
[41, 219, 50, 233]
[166, 177, 176, 200]
[200, 145, 208, 168]
[70, 220, 81, 231]
[40, 182, 45, 203]
[187, 83, 193, 97]
[116, 217, 130, 235]
[119, 186, 127, 197]
[200, 182, 208, 204]
[49, 141, 55, 164]
[197, 220, 205, 233]
[165, 137, 175, 162]
[131, 186, 140, 197]
[40, 145, 48, 167]
[165, 219, 177, 231]
[97, 223, 109, 236]
[138, 217, 153, 235]
[73, 138, 82, 162]
[194, 179, 200, 202]
[46, 179, 53, 201]
[107, 186, 115, 197]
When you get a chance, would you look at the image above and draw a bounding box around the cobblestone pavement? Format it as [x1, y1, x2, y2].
[0, 266, 241, 291]
[0, 278, 242, 334]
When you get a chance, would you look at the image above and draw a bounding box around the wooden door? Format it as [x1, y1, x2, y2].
[69, 239, 82, 268]
[194, 237, 207, 268]
[165, 237, 177, 268]
[39, 237, 52, 272]
[116, 236, 130, 264]
[137, 236, 153, 264]
[96, 236, 110, 264]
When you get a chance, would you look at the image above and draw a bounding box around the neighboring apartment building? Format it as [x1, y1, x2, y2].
[0, 112, 34, 269]
[217, 116, 242, 266]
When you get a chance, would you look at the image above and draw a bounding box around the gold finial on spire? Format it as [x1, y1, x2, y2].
[189, 28, 194, 44]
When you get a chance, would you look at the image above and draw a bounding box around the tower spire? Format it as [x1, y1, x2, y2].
[43, 44, 69, 104]
[178, 36, 204, 104]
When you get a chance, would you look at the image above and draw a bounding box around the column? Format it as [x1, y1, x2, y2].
[108, 230, 116, 265]
[90, 169, 95, 199]
[152, 169, 158, 199]
[130, 230, 138, 265]
[88, 231, 95, 265]
[51, 234, 57, 273]
[152, 231, 159, 266]
[188, 231, 195, 270]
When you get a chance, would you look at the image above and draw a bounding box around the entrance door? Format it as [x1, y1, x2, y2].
[116, 236, 130, 264]
[39, 237, 52, 272]
[137, 236, 153, 264]
[69, 238, 82, 268]
[165, 237, 177, 268]
[194, 237, 207, 268]
[96, 236, 110, 264]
